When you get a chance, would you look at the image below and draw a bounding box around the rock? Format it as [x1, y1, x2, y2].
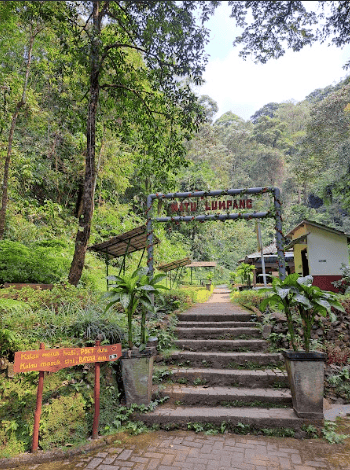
[7, 363, 14, 378]
[336, 397, 345, 404]
[272, 312, 286, 322]
[262, 325, 272, 339]
[0, 357, 9, 370]
[323, 398, 332, 410]
[294, 431, 308, 439]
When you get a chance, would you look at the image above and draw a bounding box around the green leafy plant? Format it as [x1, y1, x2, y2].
[260, 274, 344, 352]
[322, 421, 350, 444]
[235, 263, 255, 285]
[0, 329, 19, 359]
[105, 267, 167, 349]
[332, 264, 350, 294]
[193, 377, 207, 386]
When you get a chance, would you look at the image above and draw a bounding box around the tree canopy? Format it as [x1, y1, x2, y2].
[230, 1, 350, 67]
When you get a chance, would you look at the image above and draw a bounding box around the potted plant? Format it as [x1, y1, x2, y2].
[105, 267, 167, 405]
[206, 272, 214, 290]
[229, 271, 236, 286]
[260, 273, 344, 419]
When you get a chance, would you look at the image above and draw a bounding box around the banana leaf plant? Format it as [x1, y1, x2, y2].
[260, 273, 344, 352]
[104, 267, 167, 350]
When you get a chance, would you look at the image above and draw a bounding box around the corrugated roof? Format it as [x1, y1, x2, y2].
[245, 242, 277, 260]
[186, 261, 217, 268]
[88, 225, 160, 259]
[239, 242, 294, 263]
[157, 258, 192, 272]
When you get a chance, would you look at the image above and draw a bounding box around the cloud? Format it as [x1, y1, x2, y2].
[199, 42, 350, 121]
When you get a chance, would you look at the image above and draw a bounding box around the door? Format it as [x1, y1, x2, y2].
[301, 248, 309, 276]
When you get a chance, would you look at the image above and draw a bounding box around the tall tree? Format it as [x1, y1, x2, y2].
[53, 1, 219, 285]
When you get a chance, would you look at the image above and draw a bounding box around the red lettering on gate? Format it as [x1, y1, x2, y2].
[247, 199, 253, 209]
[233, 200, 238, 209]
[218, 201, 226, 210]
[239, 200, 245, 209]
[211, 201, 218, 210]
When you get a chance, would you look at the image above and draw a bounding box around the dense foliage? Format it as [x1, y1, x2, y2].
[0, 1, 349, 286]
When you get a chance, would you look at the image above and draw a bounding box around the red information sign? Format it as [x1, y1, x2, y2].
[14, 344, 122, 373]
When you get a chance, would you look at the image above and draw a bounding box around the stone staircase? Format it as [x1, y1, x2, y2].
[139, 289, 311, 432]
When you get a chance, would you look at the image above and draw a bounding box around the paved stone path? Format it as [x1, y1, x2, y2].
[18, 430, 350, 469]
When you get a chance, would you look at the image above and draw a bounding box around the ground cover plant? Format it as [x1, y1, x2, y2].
[0, 281, 206, 456]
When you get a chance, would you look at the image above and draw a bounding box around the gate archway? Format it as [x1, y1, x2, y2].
[146, 187, 286, 280]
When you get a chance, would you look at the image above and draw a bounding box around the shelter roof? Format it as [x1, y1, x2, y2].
[88, 225, 160, 259]
[157, 258, 191, 273]
[186, 261, 217, 268]
[244, 242, 277, 260]
[239, 242, 294, 264]
[286, 219, 350, 241]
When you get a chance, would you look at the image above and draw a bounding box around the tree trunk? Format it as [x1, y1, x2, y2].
[0, 33, 34, 239]
[68, 2, 101, 286]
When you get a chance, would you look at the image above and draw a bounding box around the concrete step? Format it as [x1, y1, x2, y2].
[175, 327, 260, 340]
[136, 406, 316, 431]
[170, 367, 289, 388]
[154, 385, 292, 407]
[177, 321, 259, 328]
[178, 312, 254, 322]
[174, 339, 268, 352]
[159, 351, 284, 369]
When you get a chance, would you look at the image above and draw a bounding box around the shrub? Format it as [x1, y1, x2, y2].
[0, 240, 69, 284]
[39, 394, 88, 450]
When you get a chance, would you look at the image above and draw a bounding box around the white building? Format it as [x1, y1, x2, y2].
[285, 220, 350, 291]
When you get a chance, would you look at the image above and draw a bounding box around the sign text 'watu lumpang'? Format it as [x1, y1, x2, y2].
[14, 343, 122, 373]
[170, 198, 253, 213]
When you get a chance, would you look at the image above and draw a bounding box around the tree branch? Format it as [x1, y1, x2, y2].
[100, 83, 169, 118]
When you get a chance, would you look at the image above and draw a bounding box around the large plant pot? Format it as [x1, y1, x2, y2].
[283, 350, 326, 419]
[121, 348, 154, 405]
[205, 283, 211, 291]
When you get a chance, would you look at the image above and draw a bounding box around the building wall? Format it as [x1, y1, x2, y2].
[290, 223, 349, 291]
[291, 225, 309, 276]
[307, 225, 348, 276]
[293, 243, 307, 276]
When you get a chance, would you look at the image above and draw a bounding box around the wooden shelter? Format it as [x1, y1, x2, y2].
[88, 225, 160, 289]
[239, 242, 294, 284]
[157, 258, 191, 288]
[185, 261, 217, 285]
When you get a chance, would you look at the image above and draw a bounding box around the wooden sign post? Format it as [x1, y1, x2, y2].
[14, 342, 122, 452]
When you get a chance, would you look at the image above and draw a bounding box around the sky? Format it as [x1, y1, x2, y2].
[198, 2, 350, 121]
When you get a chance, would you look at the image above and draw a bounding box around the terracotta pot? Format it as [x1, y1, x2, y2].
[283, 350, 326, 419]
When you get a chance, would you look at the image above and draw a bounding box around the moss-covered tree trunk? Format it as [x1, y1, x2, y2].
[68, 2, 101, 286]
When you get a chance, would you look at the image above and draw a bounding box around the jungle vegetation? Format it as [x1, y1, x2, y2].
[0, 1, 350, 287]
